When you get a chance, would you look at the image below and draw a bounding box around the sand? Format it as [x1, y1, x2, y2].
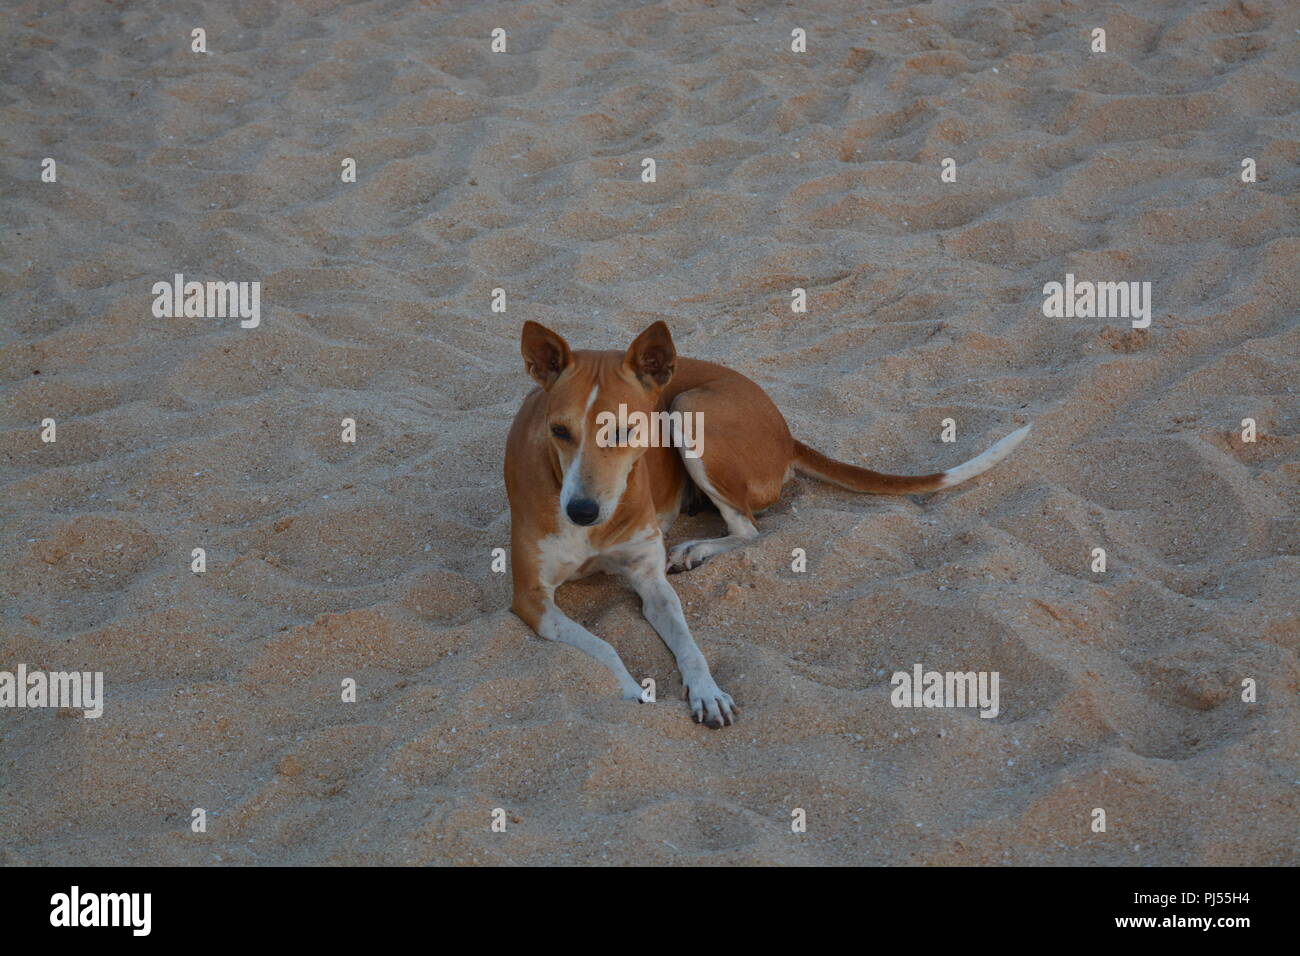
[1, 0, 1296, 865]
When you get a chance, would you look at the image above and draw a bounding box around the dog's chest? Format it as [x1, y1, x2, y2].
[537, 522, 663, 587]
[536, 523, 598, 587]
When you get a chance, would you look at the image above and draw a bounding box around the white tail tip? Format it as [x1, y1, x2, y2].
[939, 423, 1032, 488]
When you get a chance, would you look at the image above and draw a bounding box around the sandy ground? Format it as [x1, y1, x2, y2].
[1, 0, 1297, 866]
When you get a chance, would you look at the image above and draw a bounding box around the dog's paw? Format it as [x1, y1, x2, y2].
[621, 680, 649, 702]
[666, 540, 709, 574]
[684, 676, 737, 729]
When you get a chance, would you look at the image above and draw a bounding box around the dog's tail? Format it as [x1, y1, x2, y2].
[792, 424, 1031, 495]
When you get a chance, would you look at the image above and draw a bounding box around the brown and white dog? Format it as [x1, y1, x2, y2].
[505, 320, 1031, 728]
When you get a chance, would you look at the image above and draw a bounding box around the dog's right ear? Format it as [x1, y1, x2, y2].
[521, 321, 572, 390]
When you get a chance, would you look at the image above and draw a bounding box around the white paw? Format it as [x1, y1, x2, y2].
[666, 540, 709, 574]
[684, 675, 737, 729]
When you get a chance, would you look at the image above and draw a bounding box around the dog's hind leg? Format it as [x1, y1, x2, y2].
[666, 453, 759, 573]
[662, 386, 792, 573]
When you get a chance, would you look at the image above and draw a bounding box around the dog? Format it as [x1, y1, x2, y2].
[505, 320, 1031, 728]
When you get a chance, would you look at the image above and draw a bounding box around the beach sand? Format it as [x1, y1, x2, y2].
[1, 0, 1296, 865]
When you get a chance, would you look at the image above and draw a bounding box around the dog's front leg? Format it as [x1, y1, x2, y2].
[514, 586, 645, 701]
[615, 539, 737, 728]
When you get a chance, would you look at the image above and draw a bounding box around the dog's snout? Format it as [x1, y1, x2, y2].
[566, 498, 600, 526]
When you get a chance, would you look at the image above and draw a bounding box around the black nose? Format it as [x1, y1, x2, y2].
[566, 498, 600, 526]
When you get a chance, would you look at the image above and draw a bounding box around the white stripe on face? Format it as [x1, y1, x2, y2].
[559, 385, 602, 518]
[560, 449, 584, 514]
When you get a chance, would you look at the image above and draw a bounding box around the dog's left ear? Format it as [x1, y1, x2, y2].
[624, 321, 675, 388]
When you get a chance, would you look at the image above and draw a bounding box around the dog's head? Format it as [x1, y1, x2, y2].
[521, 320, 675, 527]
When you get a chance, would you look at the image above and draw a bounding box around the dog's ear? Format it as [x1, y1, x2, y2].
[521, 321, 572, 390]
[624, 321, 675, 389]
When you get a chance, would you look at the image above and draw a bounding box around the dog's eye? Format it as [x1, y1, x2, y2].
[550, 424, 571, 441]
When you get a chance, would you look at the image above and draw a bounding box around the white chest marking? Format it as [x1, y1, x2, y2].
[537, 523, 596, 588]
